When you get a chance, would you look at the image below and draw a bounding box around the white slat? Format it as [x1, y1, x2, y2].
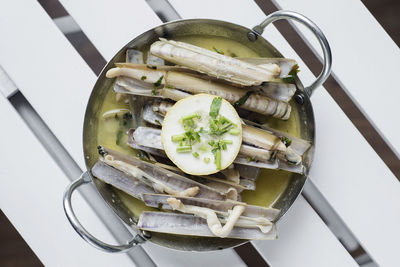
[58, 0, 161, 61]
[274, 0, 400, 156]
[169, 1, 358, 266]
[0, 96, 133, 266]
[170, 0, 400, 266]
[0, 66, 17, 98]
[0, 1, 94, 170]
[0, 1, 246, 266]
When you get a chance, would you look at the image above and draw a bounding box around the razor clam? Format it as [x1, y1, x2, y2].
[147, 162, 242, 200]
[220, 164, 240, 184]
[252, 82, 296, 102]
[126, 49, 144, 64]
[138, 211, 277, 240]
[146, 51, 164, 66]
[239, 178, 256, 190]
[236, 164, 260, 181]
[142, 194, 280, 220]
[91, 161, 155, 200]
[150, 38, 280, 86]
[238, 57, 297, 78]
[143, 103, 163, 126]
[99, 146, 226, 200]
[167, 197, 247, 238]
[242, 119, 311, 155]
[107, 65, 291, 119]
[129, 126, 304, 174]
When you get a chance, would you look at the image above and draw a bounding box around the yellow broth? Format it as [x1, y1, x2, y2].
[96, 35, 300, 216]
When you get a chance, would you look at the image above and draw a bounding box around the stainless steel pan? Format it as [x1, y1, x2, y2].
[63, 10, 331, 252]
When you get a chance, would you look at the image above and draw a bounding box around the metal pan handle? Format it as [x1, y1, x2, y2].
[63, 171, 149, 253]
[249, 10, 332, 96]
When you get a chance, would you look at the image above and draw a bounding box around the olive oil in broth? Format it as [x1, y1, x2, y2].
[96, 35, 299, 217]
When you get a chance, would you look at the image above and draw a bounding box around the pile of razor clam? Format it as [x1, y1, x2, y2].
[94, 39, 311, 240]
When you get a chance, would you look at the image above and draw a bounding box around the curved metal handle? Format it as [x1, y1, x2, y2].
[63, 171, 148, 253]
[249, 10, 332, 96]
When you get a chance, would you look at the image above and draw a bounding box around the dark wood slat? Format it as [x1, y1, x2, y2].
[0, 210, 43, 267]
[234, 242, 270, 267]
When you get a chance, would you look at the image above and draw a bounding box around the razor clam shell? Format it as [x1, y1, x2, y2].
[126, 49, 144, 64]
[127, 129, 166, 157]
[114, 76, 164, 98]
[143, 103, 164, 126]
[150, 39, 278, 86]
[91, 161, 154, 200]
[254, 82, 296, 103]
[142, 194, 280, 220]
[239, 178, 256, 190]
[101, 147, 226, 200]
[238, 57, 297, 78]
[132, 126, 163, 150]
[236, 165, 260, 181]
[239, 144, 275, 162]
[129, 95, 147, 128]
[242, 119, 311, 156]
[146, 51, 164, 65]
[138, 211, 277, 240]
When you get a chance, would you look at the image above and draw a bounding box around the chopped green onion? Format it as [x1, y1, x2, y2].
[220, 140, 233, 144]
[171, 134, 185, 142]
[192, 152, 199, 158]
[212, 47, 224, 55]
[176, 146, 192, 153]
[228, 128, 240, 135]
[233, 91, 254, 108]
[215, 149, 221, 170]
[200, 145, 208, 152]
[282, 65, 300, 83]
[182, 113, 200, 121]
[208, 140, 215, 146]
[246, 156, 257, 162]
[281, 136, 292, 147]
[219, 116, 236, 126]
[204, 157, 210, 163]
[141, 76, 147, 80]
[154, 119, 161, 126]
[209, 97, 222, 119]
[153, 75, 164, 88]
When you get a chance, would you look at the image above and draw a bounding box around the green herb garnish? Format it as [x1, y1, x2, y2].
[213, 47, 224, 55]
[281, 136, 292, 147]
[228, 128, 240, 135]
[204, 157, 210, 163]
[209, 97, 222, 119]
[155, 119, 161, 126]
[282, 64, 300, 83]
[116, 130, 123, 146]
[214, 149, 221, 170]
[234, 91, 253, 108]
[176, 146, 192, 153]
[141, 76, 147, 80]
[171, 134, 185, 142]
[246, 156, 257, 162]
[154, 75, 164, 88]
[192, 152, 199, 158]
